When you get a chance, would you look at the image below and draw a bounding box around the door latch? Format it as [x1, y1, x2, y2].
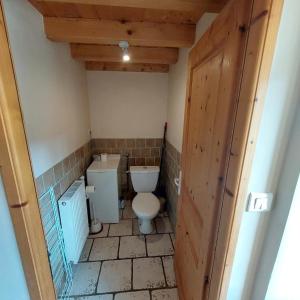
[174, 170, 182, 195]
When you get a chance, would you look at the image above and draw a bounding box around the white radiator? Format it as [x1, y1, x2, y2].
[58, 180, 89, 264]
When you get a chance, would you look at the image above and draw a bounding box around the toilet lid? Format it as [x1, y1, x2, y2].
[132, 193, 160, 218]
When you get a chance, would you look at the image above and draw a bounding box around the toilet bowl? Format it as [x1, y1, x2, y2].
[132, 193, 160, 234]
[130, 166, 160, 234]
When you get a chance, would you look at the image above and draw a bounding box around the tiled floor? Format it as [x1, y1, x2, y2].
[67, 200, 178, 300]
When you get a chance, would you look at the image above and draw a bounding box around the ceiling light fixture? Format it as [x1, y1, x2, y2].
[119, 41, 130, 62]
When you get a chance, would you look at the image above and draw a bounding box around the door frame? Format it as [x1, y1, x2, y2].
[0, 2, 56, 299]
[177, 0, 283, 299]
[0, 0, 283, 298]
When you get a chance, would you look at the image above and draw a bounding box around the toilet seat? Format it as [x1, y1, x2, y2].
[132, 193, 160, 219]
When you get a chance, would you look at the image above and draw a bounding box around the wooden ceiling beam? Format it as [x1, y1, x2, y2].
[36, 0, 224, 13]
[44, 17, 195, 47]
[85, 61, 169, 73]
[28, 0, 224, 24]
[70, 44, 178, 64]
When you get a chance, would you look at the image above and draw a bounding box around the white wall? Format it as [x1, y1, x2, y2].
[166, 13, 217, 152]
[3, 0, 91, 178]
[265, 109, 300, 300]
[87, 71, 168, 138]
[0, 177, 30, 300]
[252, 101, 300, 300]
[228, 0, 300, 298]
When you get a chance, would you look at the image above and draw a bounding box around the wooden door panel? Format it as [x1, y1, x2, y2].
[188, 52, 224, 210]
[176, 206, 204, 300]
[175, 0, 254, 299]
[181, 186, 204, 267]
[177, 49, 232, 300]
[175, 0, 283, 299]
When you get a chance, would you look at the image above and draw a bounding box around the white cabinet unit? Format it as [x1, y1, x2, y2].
[87, 154, 121, 223]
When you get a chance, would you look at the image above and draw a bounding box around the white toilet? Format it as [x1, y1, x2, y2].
[130, 166, 160, 234]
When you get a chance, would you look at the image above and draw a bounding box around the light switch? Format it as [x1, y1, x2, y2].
[247, 192, 273, 212]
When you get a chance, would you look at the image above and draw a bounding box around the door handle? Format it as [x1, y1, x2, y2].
[174, 171, 182, 195]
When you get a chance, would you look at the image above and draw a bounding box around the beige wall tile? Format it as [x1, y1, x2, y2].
[35, 175, 45, 198]
[136, 139, 146, 148]
[53, 162, 63, 182]
[43, 168, 55, 191]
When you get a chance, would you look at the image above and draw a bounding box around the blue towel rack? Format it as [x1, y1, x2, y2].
[38, 187, 73, 299]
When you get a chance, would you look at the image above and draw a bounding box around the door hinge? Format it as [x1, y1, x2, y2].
[239, 10, 269, 33]
[250, 10, 269, 27]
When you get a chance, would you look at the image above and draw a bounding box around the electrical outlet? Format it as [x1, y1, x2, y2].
[247, 192, 273, 212]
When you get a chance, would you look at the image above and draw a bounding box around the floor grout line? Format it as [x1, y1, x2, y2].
[169, 233, 175, 251]
[79, 254, 174, 264]
[90, 231, 173, 239]
[107, 223, 111, 237]
[145, 234, 148, 257]
[71, 215, 176, 299]
[160, 256, 168, 288]
[117, 236, 121, 259]
[131, 258, 134, 291]
[94, 260, 102, 295]
[87, 238, 95, 262]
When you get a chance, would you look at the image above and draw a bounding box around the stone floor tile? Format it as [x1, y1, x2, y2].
[97, 260, 131, 293]
[162, 256, 176, 287]
[155, 217, 173, 234]
[122, 206, 137, 219]
[109, 220, 132, 236]
[76, 295, 113, 300]
[114, 291, 150, 300]
[89, 237, 119, 261]
[132, 219, 140, 235]
[170, 233, 175, 246]
[132, 257, 165, 290]
[79, 239, 93, 262]
[119, 235, 146, 258]
[69, 262, 101, 296]
[146, 234, 174, 256]
[89, 224, 109, 238]
[152, 288, 179, 300]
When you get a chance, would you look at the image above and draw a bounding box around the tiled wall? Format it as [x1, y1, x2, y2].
[91, 138, 163, 195]
[35, 141, 92, 200]
[34, 141, 92, 297]
[161, 140, 181, 229]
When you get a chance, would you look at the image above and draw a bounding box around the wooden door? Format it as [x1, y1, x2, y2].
[174, 0, 283, 299]
[0, 3, 56, 299]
